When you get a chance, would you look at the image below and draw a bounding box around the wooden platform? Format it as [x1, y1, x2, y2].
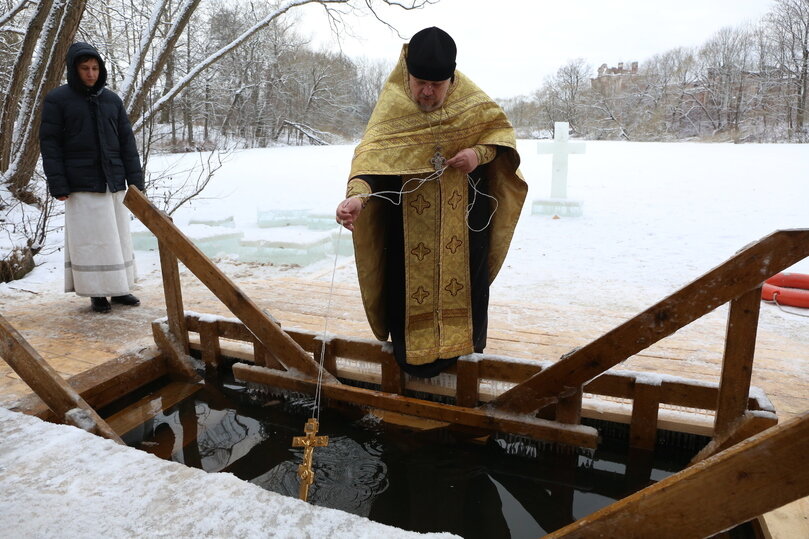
[1, 274, 807, 419]
[1, 273, 807, 538]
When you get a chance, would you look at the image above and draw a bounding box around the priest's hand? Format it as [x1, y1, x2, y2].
[336, 197, 363, 231]
[446, 148, 479, 174]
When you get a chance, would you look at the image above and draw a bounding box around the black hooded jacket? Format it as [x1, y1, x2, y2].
[39, 42, 143, 198]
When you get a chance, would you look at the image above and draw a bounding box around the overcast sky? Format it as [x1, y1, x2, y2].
[296, 0, 776, 99]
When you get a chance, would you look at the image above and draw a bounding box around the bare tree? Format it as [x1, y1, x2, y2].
[768, 0, 809, 138]
[0, 0, 438, 282]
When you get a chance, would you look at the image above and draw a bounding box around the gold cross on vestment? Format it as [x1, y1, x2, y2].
[292, 418, 329, 502]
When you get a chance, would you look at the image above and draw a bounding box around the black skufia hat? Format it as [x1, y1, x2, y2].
[406, 27, 456, 81]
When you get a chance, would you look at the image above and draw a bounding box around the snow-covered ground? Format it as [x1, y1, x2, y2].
[0, 407, 456, 538]
[1, 140, 807, 537]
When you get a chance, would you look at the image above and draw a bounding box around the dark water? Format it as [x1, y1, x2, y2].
[115, 374, 698, 539]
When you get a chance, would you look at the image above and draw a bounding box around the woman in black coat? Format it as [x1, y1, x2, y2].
[40, 42, 144, 313]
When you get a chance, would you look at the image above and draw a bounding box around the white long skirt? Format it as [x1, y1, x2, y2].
[64, 190, 137, 297]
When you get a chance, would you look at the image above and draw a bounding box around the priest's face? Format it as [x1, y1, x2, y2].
[408, 75, 451, 112]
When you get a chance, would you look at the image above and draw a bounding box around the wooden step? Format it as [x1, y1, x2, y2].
[106, 381, 202, 436]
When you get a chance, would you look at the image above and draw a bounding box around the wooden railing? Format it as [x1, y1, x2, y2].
[125, 186, 807, 454]
[124, 185, 809, 536]
[485, 229, 809, 436]
[124, 186, 336, 383]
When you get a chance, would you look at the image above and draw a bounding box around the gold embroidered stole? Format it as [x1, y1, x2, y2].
[403, 167, 473, 364]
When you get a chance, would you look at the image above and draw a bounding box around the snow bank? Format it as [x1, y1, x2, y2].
[0, 407, 457, 538]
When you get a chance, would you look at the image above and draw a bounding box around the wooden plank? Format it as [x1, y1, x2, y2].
[233, 363, 599, 449]
[629, 381, 661, 450]
[124, 187, 334, 382]
[546, 412, 809, 539]
[691, 411, 777, 464]
[0, 314, 123, 444]
[488, 229, 809, 415]
[714, 286, 761, 437]
[759, 496, 809, 539]
[456, 355, 480, 408]
[106, 381, 202, 436]
[198, 320, 221, 366]
[11, 352, 166, 420]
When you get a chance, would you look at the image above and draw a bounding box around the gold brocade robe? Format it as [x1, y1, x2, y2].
[348, 46, 528, 366]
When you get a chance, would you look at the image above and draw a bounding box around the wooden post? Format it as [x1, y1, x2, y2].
[252, 336, 284, 369]
[124, 187, 334, 382]
[545, 412, 809, 539]
[630, 381, 661, 450]
[455, 355, 480, 408]
[714, 286, 761, 438]
[555, 385, 583, 425]
[487, 229, 809, 416]
[152, 321, 200, 381]
[313, 336, 337, 376]
[197, 319, 221, 366]
[0, 315, 124, 444]
[380, 354, 406, 395]
[158, 239, 189, 354]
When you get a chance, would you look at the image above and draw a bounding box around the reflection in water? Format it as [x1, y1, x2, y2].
[253, 436, 388, 517]
[126, 379, 698, 539]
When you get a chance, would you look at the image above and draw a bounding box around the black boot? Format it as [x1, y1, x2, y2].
[91, 297, 111, 313]
[111, 294, 140, 306]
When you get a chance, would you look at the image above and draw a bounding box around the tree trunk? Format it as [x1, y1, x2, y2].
[0, 0, 54, 172]
[7, 0, 88, 196]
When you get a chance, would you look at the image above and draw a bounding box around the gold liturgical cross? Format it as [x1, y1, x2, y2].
[292, 417, 329, 502]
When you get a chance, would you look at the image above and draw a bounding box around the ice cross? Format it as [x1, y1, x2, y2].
[537, 122, 586, 199]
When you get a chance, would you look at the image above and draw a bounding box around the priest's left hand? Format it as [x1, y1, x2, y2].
[446, 148, 479, 174]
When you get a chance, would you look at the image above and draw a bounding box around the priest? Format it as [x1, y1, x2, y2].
[336, 27, 527, 378]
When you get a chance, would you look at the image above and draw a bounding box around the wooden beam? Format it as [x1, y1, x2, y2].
[158, 240, 189, 354]
[233, 363, 599, 449]
[0, 314, 124, 444]
[151, 321, 200, 381]
[714, 286, 761, 437]
[545, 412, 809, 539]
[124, 187, 335, 382]
[488, 229, 809, 415]
[691, 411, 777, 464]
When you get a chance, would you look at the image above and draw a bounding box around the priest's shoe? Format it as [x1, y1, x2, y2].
[91, 297, 111, 313]
[111, 294, 141, 306]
